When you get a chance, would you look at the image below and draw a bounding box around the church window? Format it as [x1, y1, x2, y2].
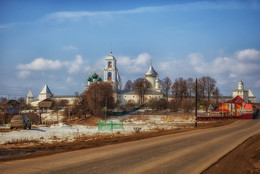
[108, 72, 112, 80]
[108, 61, 112, 68]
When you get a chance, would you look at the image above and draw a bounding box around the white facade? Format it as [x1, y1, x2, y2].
[119, 90, 163, 105]
[53, 96, 77, 105]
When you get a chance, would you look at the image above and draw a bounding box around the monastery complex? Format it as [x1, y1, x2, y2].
[26, 52, 256, 107]
[26, 52, 163, 107]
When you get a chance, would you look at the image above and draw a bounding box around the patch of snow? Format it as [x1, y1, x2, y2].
[0, 114, 195, 144]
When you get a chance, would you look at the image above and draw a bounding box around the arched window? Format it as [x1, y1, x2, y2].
[108, 72, 112, 80]
[108, 61, 112, 68]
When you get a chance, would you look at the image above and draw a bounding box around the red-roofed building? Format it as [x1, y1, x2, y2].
[210, 95, 254, 117]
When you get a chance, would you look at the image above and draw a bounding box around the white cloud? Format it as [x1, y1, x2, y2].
[189, 53, 208, 74]
[234, 49, 260, 61]
[17, 58, 62, 71]
[117, 53, 151, 75]
[43, 6, 165, 22]
[64, 55, 84, 74]
[16, 55, 87, 78]
[187, 49, 260, 78]
[40, 1, 257, 23]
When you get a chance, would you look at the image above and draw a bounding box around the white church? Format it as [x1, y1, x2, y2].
[26, 51, 163, 107]
[232, 80, 256, 103]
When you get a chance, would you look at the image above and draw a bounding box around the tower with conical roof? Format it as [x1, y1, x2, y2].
[38, 83, 53, 101]
[26, 88, 34, 104]
[145, 60, 160, 92]
[103, 51, 122, 91]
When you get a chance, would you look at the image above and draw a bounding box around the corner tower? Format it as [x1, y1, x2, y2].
[26, 88, 34, 104]
[104, 51, 122, 91]
[38, 83, 53, 101]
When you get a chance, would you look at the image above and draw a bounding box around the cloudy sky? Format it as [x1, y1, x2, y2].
[0, 0, 260, 102]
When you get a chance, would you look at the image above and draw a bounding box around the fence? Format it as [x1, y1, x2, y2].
[98, 120, 123, 131]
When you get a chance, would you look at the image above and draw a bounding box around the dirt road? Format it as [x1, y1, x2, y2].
[1, 120, 260, 174]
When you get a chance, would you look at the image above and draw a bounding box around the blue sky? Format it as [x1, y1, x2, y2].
[0, 0, 260, 102]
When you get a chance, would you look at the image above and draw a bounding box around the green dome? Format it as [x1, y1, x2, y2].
[97, 77, 102, 82]
[92, 73, 98, 79]
[88, 77, 93, 82]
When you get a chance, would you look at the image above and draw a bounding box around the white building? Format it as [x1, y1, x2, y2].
[118, 61, 163, 105]
[232, 80, 256, 103]
[26, 84, 76, 107]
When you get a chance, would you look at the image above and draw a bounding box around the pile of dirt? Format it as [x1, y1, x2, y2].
[203, 133, 260, 174]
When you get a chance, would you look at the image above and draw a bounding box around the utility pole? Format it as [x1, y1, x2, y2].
[195, 78, 198, 128]
[222, 95, 224, 117]
[68, 106, 71, 123]
[105, 96, 108, 122]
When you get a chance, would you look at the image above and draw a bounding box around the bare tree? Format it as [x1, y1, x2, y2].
[124, 80, 133, 90]
[172, 77, 188, 101]
[133, 78, 152, 106]
[160, 77, 172, 100]
[205, 76, 216, 101]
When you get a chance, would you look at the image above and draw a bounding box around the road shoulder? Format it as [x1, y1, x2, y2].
[203, 132, 260, 174]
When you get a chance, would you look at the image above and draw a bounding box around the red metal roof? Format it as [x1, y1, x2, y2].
[231, 95, 244, 105]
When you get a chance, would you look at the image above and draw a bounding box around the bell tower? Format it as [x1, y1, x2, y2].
[104, 51, 122, 91]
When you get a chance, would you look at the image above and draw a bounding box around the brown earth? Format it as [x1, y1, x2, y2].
[203, 133, 260, 174]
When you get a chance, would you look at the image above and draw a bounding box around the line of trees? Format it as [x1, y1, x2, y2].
[122, 76, 221, 112]
[159, 76, 220, 103]
[124, 76, 220, 104]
